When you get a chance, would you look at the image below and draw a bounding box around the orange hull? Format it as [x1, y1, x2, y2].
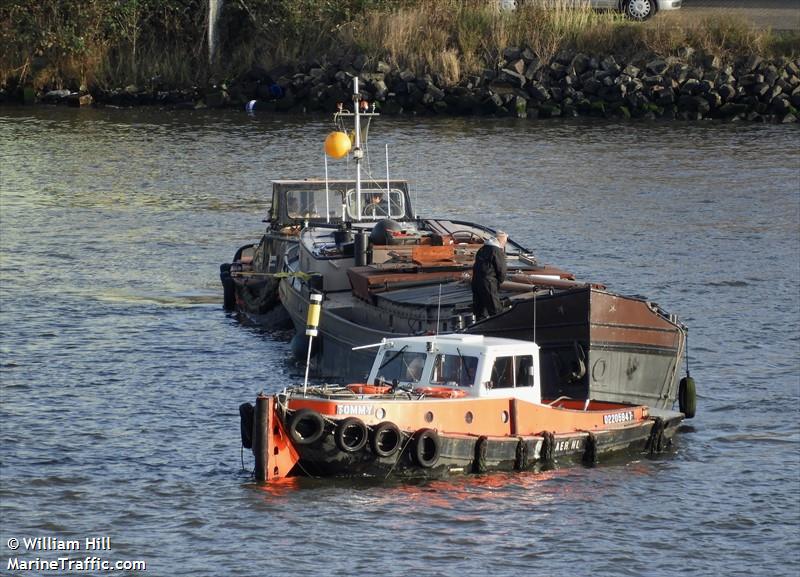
[242, 391, 681, 483]
[287, 396, 649, 437]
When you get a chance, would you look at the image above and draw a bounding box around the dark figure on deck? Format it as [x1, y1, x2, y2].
[363, 193, 388, 218]
[471, 231, 508, 320]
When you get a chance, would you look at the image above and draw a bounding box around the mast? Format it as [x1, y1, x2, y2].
[353, 77, 363, 221]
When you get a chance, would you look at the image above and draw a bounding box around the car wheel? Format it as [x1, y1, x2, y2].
[623, 0, 654, 21]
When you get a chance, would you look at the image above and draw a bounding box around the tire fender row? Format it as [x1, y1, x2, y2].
[285, 409, 440, 466]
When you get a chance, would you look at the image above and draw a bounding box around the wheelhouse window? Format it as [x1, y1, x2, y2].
[375, 350, 427, 384]
[345, 188, 405, 220]
[286, 189, 343, 220]
[489, 355, 535, 389]
[431, 354, 478, 387]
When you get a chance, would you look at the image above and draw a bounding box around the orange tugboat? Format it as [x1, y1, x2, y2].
[240, 328, 683, 482]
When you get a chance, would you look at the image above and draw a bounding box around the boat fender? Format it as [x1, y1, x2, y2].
[412, 428, 441, 468]
[646, 417, 665, 454]
[540, 431, 555, 465]
[239, 402, 254, 449]
[473, 436, 488, 474]
[514, 437, 529, 471]
[334, 417, 369, 453]
[583, 432, 598, 466]
[288, 409, 326, 445]
[370, 421, 402, 458]
[220, 263, 235, 310]
[678, 376, 697, 419]
[290, 333, 319, 361]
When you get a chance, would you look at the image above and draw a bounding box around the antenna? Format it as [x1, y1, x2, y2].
[434, 284, 443, 341]
[532, 285, 537, 345]
[353, 77, 363, 221]
[385, 143, 390, 215]
[324, 154, 330, 223]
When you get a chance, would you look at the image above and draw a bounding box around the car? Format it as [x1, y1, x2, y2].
[613, 0, 682, 20]
[501, 1, 682, 22]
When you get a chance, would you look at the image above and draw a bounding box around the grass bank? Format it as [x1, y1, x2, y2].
[1, 0, 798, 93]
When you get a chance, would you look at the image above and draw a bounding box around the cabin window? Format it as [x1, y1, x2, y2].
[491, 357, 515, 388]
[516, 355, 535, 387]
[287, 189, 343, 220]
[431, 354, 478, 387]
[375, 350, 427, 384]
[345, 188, 405, 220]
[489, 355, 535, 389]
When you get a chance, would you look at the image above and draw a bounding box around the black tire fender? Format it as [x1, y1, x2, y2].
[412, 428, 441, 468]
[679, 376, 697, 419]
[371, 421, 402, 458]
[239, 402, 254, 449]
[220, 263, 235, 310]
[334, 417, 369, 453]
[288, 408, 325, 445]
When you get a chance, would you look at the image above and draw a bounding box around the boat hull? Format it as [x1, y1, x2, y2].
[244, 397, 682, 481]
[466, 288, 686, 409]
[292, 420, 679, 479]
[223, 233, 298, 316]
[280, 278, 685, 409]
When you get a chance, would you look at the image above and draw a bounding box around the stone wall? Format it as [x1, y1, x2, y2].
[15, 49, 800, 123]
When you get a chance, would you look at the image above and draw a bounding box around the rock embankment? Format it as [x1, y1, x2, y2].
[16, 49, 800, 123]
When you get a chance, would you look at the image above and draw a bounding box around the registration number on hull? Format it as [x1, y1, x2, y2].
[603, 411, 634, 425]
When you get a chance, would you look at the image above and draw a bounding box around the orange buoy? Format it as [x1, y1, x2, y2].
[324, 131, 351, 159]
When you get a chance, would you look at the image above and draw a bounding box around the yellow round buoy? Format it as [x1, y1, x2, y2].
[324, 131, 351, 159]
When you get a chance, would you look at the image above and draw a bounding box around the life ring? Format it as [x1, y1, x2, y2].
[347, 384, 392, 395]
[412, 428, 440, 468]
[679, 376, 696, 419]
[334, 417, 369, 453]
[371, 421, 402, 457]
[288, 408, 325, 445]
[412, 386, 467, 399]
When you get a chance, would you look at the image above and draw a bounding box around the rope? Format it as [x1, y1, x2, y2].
[685, 330, 691, 378]
[382, 432, 415, 480]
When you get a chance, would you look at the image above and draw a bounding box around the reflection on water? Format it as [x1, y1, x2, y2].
[1, 106, 798, 576]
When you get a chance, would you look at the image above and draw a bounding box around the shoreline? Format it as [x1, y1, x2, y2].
[5, 50, 798, 124]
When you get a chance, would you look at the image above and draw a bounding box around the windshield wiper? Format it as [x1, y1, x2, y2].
[379, 345, 408, 370]
[456, 347, 474, 382]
